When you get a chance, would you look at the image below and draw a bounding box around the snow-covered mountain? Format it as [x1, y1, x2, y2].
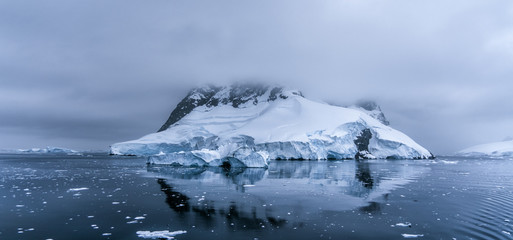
[456, 140, 513, 158]
[111, 83, 433, 167]
[0, 147, 83, 155]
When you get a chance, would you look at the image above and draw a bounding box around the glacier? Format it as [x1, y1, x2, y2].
[111, 84, 434, 167]
[456, 140, 513, 158]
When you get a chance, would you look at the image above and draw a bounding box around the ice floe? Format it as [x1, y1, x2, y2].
[136, 230, 187, 239]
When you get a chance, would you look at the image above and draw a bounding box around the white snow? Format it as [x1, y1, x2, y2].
[111, 86, 432, 167]
[456, 140, 513, 158]
[136, 230, 187, 239]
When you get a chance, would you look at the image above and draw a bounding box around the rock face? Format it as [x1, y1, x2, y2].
[349, 101, 390, 126]
[456, 140, 513, 158]
[111, 83, 434, 167]
[158, 84, 292, 132]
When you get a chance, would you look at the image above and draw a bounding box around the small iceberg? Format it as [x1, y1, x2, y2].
[136, 230, 187, 239]
[401, 233, 424, 238]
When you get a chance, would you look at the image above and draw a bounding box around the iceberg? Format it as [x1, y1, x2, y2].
[111, 83, 434, 167]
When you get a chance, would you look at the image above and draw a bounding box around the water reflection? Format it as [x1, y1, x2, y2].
[356, 161, 374, 189]
[149, 166, 266, 193]
[147, 160, 427, 231]
[157, 178, 291, 230]
[157, 178, 190, 213]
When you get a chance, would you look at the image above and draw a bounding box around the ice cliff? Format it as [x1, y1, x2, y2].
[111, 83, 433, 167]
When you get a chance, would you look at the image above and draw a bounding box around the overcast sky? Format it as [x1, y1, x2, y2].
[1, 0, 512, 154]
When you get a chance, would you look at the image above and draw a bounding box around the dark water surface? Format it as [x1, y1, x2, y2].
[1, 154, 512, 240]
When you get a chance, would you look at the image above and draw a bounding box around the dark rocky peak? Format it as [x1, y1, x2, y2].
[157, 85, 220, 132]
[158, 83, 299, 132]
[352, 100, 390, 126]
[221, 83, 274, 107]
[355, 101, 379, 112]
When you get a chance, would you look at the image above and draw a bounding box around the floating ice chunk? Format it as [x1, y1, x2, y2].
[127, 220, 138, 224]
[148, 152, 207, 166]
[112, 202, 120, 205]
[395, 222, 411, 227]
[134, 216, 145, 220]
[67, 188, 89, 192]
[102, 233, 112, 236]
[402, 233, 424, 238]
[136, 230, 187, 239]
[16, 205, 24, 207]
[440, 160, 458, 164]
[503, 231, 511, 235]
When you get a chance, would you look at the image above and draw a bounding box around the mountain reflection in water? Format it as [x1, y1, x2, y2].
[147, 160, 427, 231]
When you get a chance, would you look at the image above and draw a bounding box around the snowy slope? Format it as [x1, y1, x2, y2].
[111, 84, 433, 167]
[456, 140, 513, 158]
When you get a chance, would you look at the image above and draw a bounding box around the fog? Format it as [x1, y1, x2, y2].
[1, 0, 512, 154]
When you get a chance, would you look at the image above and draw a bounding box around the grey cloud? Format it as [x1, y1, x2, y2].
[1, 0, 512, 153]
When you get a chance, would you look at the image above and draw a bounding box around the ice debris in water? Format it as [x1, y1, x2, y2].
[67, 188, 89, 192]
[440, 160, 458, 164]
[136, 230, 187, 239]
[394, 222, 411, 227]
[402, 233, 424, 238]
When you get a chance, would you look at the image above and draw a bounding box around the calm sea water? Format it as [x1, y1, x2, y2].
[0, 153, 512, 240]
